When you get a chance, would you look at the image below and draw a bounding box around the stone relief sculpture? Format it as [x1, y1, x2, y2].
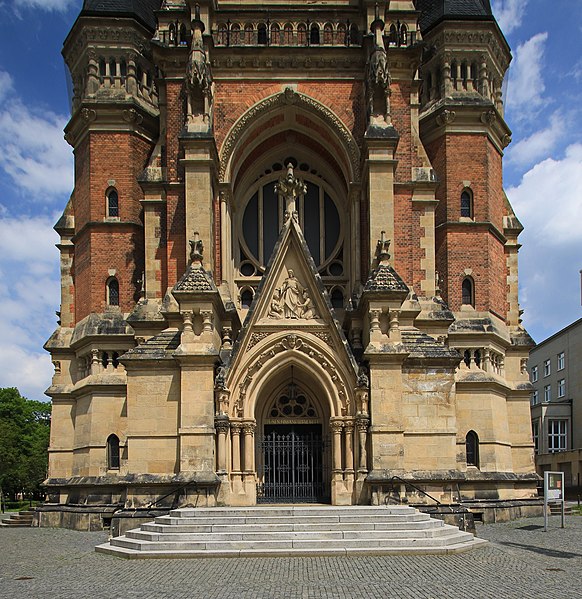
[268, 270, 318, 320]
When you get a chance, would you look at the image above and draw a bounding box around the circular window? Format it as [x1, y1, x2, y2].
[241, 178, 342, 270]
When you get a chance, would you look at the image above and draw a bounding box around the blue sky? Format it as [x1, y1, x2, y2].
[0, 0, 580, 400]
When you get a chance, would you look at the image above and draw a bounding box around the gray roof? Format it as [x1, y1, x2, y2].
[173, 264, 218, 294]
[81, 0, 162, 30]
[415, 0, 494, 33]
[400, 329, 460, 361]
[363, 264, 409, 294]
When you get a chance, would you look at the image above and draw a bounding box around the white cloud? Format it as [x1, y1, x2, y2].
[507, 144, 582, 341]
[0, 69, 73, 199]
[491, 0, 529, 35]
[0, 213, 60, 401]
[506, 111, 566, 168]
[506, 32, 548, 116]
[12, 0, 77, 12]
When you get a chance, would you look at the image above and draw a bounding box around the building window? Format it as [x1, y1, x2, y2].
[241, 176, 342, 272]
[107, 434, 120, 469]
[107, 277, 119, 306]
[240, 288, 253, 309]
[557, 352, 565, 371]
[461, 189, 473, 218]
[557, 379, 565, 398]
[543, 359, 550, 377]
[548, 420, 567, 452]
[465, 431, 479, 467]
[532, 420, 539, 454]
[461, 277, 474, 306]
[257, 23, 268, 45]
[309, 24, 320, 45]
[531, 365, 538, 382]
[330, 287, 344, 309]
[107, 188, 119, 217]
[531, 390, 539, 405]
[544, 384, 551, 402]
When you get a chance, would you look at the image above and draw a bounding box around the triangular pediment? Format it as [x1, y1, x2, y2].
[227, 217, 358, 379]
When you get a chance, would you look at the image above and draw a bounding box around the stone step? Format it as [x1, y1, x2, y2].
[96, 504, 485, 558]
[125, 525, 458, 543]
[154, 513, 432, 527]
[0, 509, 35, 527]
[140, 518, 442, 534]
[168, 505, 417, 518]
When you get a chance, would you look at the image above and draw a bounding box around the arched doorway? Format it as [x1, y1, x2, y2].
[255, 371, 331, 503]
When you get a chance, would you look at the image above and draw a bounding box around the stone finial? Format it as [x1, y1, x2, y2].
[275, 163, 306, 223]
[189, 232, 204, 264]
[376, 231, 391, 264]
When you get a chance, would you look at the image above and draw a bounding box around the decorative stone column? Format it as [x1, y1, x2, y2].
[356, 417, 370, 475]
[230, 422, 242, 472]
[330, 419, 344, 474]
[215, 416, 229, 474]
[242, 421, 256, 473]
[344, 420, 355, 485]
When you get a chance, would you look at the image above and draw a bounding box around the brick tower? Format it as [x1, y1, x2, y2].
[43, 0, 539, 531]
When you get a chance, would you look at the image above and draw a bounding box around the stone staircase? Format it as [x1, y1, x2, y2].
[1, 509, 35, 527]
[96, 505, 487, 558]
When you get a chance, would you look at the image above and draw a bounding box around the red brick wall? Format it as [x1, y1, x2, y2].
[426, 132, 507, 317]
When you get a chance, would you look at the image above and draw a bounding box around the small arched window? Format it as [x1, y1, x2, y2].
[107, 434, 120, 469]
[283, 23, 293, 45]
[119, 59, 127, 80]
[349, 24, 359, 45]
[400, 24, 407, 46]
[241, 288, 254, 309]
[462, 277, 474, 307]
[461, 189, 473, 218]
[107, 188, 119, 218]
[230, 24, 241, 45]
[217, 23, 228, 46]
[244, 23, 254, 45]
[101, 352, 109, 369]
[179, 23, 188, 45]
[270, 23, 280, 45]
[331, 288, 344, 309]
[310, 24, 320, 45]
[109, 58, 117, 79]
[107, 277, 120, 306]
[257, 23, 268, 45]
[466, 431, 479, 467]
[99, 58, 106, 79]
[323, 23, 333, 45]
[389, 24, 398, 45]
[297, 23, 307, 46]
[169, 23, 177, 45]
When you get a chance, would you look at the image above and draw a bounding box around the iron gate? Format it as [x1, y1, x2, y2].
[256, 425, 330, 503]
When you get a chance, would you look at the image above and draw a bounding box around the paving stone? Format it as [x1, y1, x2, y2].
[0, 515, 580, 598]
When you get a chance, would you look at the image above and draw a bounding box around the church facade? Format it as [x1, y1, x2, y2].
[43, 0, 540, 531]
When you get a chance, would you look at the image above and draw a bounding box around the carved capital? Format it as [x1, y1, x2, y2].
[242, 422, 256, 435]
[330, 419, 344, 434]
[215, 417, 230, 434]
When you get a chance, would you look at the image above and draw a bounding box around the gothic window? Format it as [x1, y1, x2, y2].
[270, 23, 280, 45]
[283, 23, 293, 45]
[107, 434, 120, 469]
[297, 23, 307, 46]
[119, 59, 127, 80]
[461, 189, 473, 218]
[462, 277, 474, 307]
[231, 24, 241, 45]
[112, 352, 120, 369]
[388, 24, 397, 46]
[217, 23, 228, 46]
[240, 177, 342, 271]
[107, 277, 119, 306]
[240, 288, 254, 309]
[257, 23, 268, 45]
[169, 23, 177, 45]
[179, 23, 188, 45]
[337, 23, 346, 45]
[243, 23, 254, 45]
[323, 23, 333, 45]
[399, 24, 407, 46]
[310, 24, 320, 45]
[330, 287, 344, 309]
[107, 188, 119, 217]
[465, 431, 479, 467]
[461, 62, 468, 87]
[349, 23, 359, 45]
[101, 352, 109, 369]
[99, 58, 106, 79]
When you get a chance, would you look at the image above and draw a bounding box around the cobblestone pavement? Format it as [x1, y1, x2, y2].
[0, 515, 580, 599]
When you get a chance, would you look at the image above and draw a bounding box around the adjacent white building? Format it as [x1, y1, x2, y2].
[529, 318, 582, 491]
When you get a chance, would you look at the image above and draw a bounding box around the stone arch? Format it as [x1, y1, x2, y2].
[218, 88, 360, 185]
[227, 332, 357, 420]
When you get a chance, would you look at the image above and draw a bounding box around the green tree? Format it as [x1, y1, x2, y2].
[0, 388, 51, 502]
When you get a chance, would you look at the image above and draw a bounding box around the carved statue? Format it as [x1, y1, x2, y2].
[275, 163, 306, 223]
[189, 232, 204, 264]
[268, 270, 319, 320]
[186, 4, 212, 126]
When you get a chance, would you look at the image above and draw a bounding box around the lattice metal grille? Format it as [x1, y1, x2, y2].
[256, 427, 330, 504]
